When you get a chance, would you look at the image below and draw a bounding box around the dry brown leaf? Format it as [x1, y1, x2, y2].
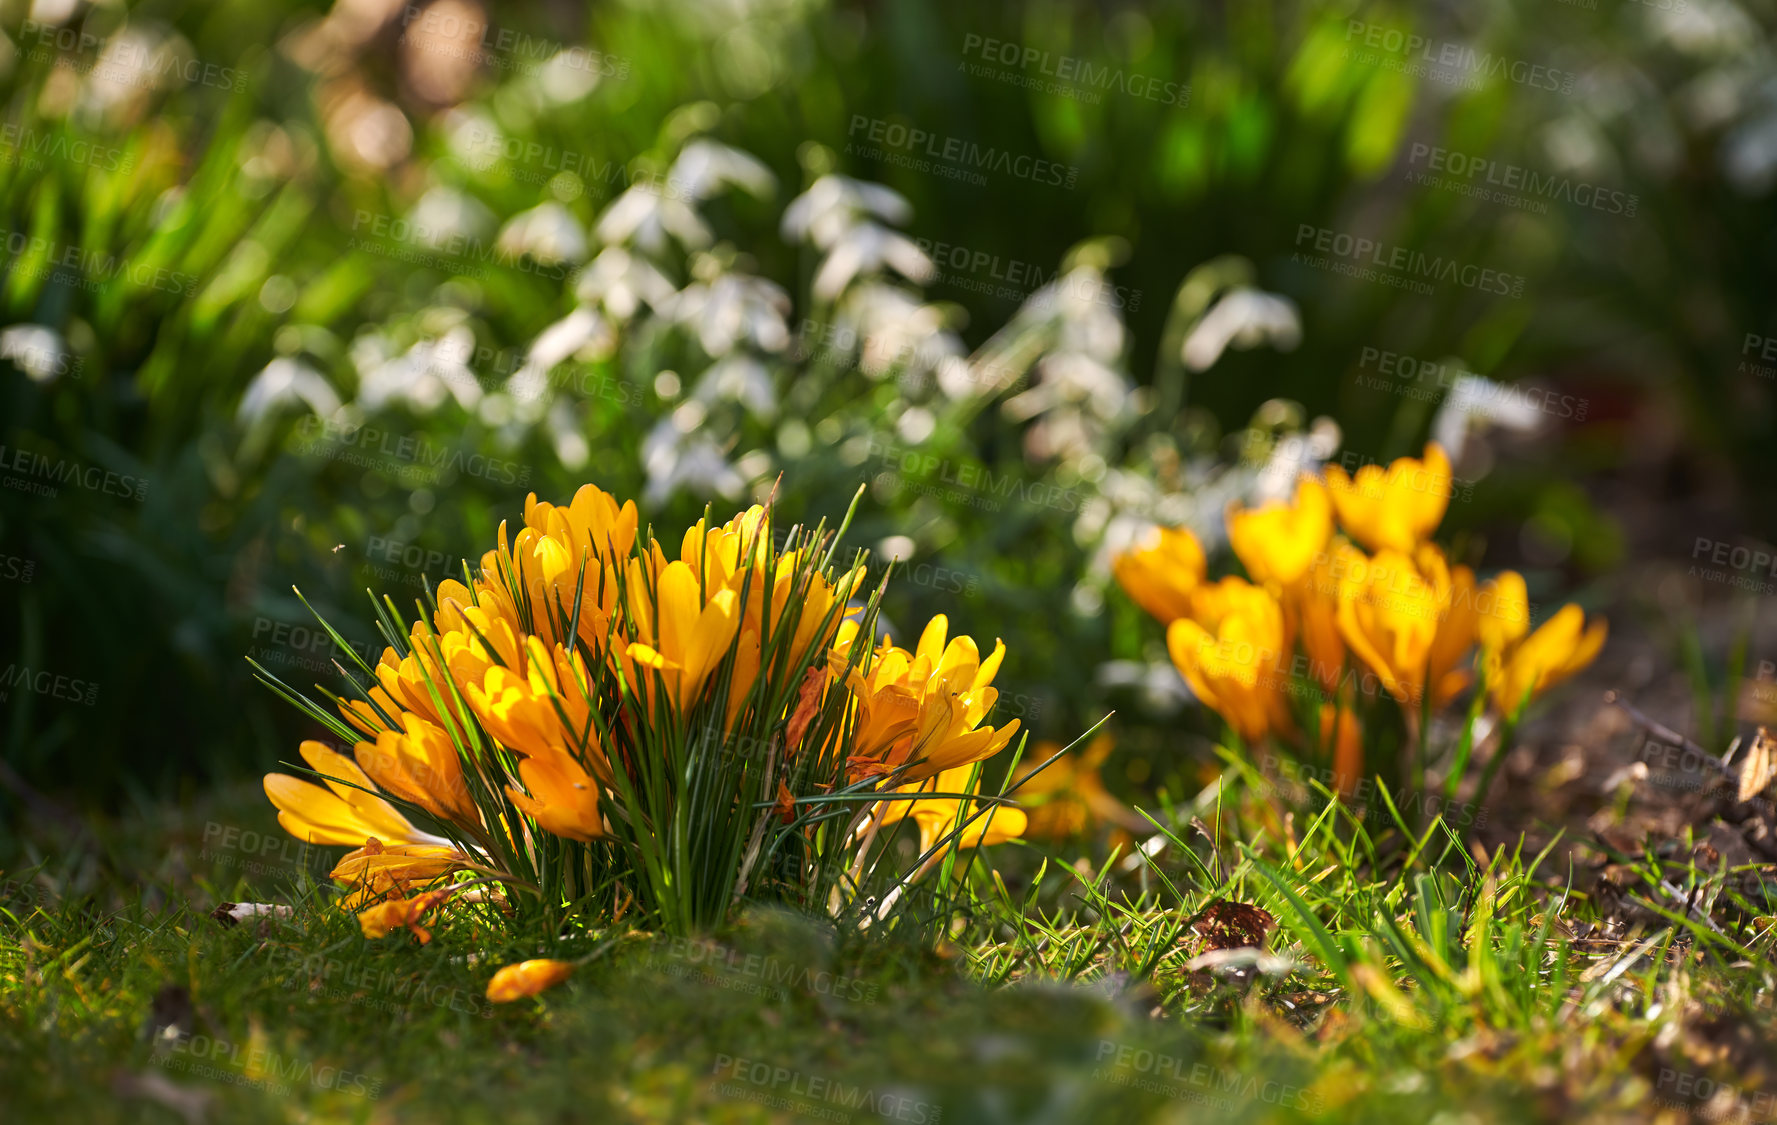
[1737, 727, 1775, 803]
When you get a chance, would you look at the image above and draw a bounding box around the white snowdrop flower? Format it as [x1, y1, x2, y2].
[596, 182, 712, 255]
[782, 176, 912, 248]
[692, 354, 777, 418]
[574, 247, 677, 321]
[0, 325, 73, 384]
[236, 358, 343, 424]
[1653, 0, 1759, 59]
[536, 49, 605, 104]
[357, 327, 483, 413]
[1181, 288, 1301, 372]
[547, 399, 591, 469]
[670, 139, 776, 202]
[895, 406, 935, 444]
[1432, 374, 1547, 462]
[666, 273, 791, 356]
[408, 186, 496, 248]
[641, 420, 744, 505]
[497, 202, 589, 265]
[836, 283, 964, 384]
[811, 223, 935, 301]
[79, 27, 181, 120]
[1253, 420, 1340, 503]
[443, 109, 506, 172]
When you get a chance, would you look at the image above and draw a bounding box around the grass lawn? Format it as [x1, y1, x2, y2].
[6, 745, 1773, 1124]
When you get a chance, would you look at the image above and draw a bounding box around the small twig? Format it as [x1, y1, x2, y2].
[1604, 691, 1730, 774]
[1654, 878, 1732, 939]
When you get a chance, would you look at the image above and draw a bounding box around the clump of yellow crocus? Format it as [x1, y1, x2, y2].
[1113, 440, 1604, 808]
[261, 481, 1033, 937]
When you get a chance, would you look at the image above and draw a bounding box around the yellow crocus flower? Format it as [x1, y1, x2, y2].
[461, 637, 600, 767]
[504, 743, 606, 842]
[1334, 546, 1444, 704]
[843, 639, 925, 763]
[839, 617, 1021, 784]
[1320, 704, 1364, 798]
[1227, 476, 1334, 588]
[330, 841, 469, 898]
[1324, 443, 1452, 552]
[1475, 570, 1531, 654]
[1011, 734, 1147, 839]
[1112, 524, 1206, 624]
[676, 505, 772, 593]
[1484, 604, 1606, 717]
[1289, 550, 1347, 692]
[875, 765, 1027, 864]
[263, 741, 450, 847]
[1165, 577, 1293, 744]
[889, 617, 1021, 783]
[355, 712, 479, 829]
[1422, 549, 1478, 706]
[621, 558, 742, 713]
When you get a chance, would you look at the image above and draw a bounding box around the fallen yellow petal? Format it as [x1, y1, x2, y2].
[486, 958, 575, 1002]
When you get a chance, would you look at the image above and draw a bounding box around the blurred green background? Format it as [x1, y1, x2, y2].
[3, 0, 1772, 823]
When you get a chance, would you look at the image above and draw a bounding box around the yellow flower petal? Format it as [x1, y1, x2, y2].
[487, 958, 575, 1002]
